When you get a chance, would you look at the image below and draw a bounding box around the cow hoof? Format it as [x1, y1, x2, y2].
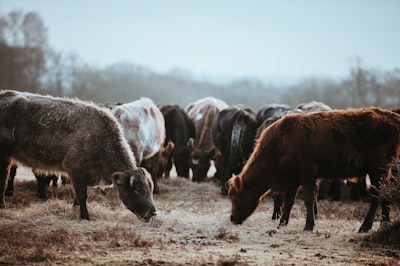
[358, 226, 371, 233]
[37, 193, 48, 199]
[5, 191, 13, 197]
[272, 213, 281, 220]
[304, 226, 314, 231]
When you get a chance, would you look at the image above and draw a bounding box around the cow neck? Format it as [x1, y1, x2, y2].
[240, 150, 271, 197]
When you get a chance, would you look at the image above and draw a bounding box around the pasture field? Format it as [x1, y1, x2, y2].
[0, 167, 399, 265]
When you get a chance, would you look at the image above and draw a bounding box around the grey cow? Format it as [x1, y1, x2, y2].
[0, 90, 156, 221]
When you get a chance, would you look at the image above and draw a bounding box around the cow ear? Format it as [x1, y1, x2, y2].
[187, 138, 195, 150]
[209, 147, 220, 160]
[228, 175, 242, 193]
[163, 141, 175, 155]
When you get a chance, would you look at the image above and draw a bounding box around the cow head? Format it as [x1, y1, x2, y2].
[188, 138, 220, 182]
[142, 141, 175, 178]
[172, 145, 191, 178]
[113, 168, 156, 222]
[227, 175, 262, 225]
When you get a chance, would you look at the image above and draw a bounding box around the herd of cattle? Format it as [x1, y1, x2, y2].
[0, 89, 399, 232]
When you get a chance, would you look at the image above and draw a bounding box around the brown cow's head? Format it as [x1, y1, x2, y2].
[188, 138, 220, 182]
[142, 141, 175, 178]
[113, 168, 156, 222]
[227, 175, 262, 224]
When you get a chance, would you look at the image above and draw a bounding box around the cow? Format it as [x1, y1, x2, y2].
[0, 90, 156, 221]
[228, 107, 400, 232]
[159, 104, 196, 178]
[256, 104, 303, 139]
[111, 97, 173, 194]
[256, 103, 292, 124]
[213, 106, 258, 195]
[296, 100, 332, 113]
[185, 97, 229, 182]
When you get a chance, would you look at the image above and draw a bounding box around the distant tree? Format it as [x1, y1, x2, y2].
[0, 10, 47, 92]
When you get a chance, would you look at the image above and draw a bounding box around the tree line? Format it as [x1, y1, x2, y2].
[1, 10, 399, 110]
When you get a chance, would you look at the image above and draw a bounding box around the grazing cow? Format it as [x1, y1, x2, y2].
[185, 97, 228, 182]
[160, 104, 196, 178]
[213, 106, 258, 195]
[228, 107, 400, 232]
[111, 98, 173, 194]
[0, 90, 156, 221]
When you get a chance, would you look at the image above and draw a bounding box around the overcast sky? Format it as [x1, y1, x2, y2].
[0, 0, 399, 83]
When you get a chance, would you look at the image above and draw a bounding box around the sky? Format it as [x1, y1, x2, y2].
[0, 0, 399, 83]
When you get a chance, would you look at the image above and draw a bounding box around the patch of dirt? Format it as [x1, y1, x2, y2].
[0, 167, 399, 265]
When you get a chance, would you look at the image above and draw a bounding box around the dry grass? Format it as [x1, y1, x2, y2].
[1, 170, 400, 265]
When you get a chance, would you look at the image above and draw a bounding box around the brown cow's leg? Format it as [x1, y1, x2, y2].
[358, 187, 379, 232]
[164, 156, 172, 178]
[5, 164, 17, 197]
[278, 190, 297, 227]
[272, 193, 283, 220]
[359, 169, 389, 233]
[303, 184, 317, 231]
[381, 198, 390, 223]
[70, 175, 90, 220]
[0, 159, 10, 208]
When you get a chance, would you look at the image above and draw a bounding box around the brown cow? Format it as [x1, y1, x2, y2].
[0, 90, 156, 221]
[228, 107, 400, 232]
[185, 97, 228, 182]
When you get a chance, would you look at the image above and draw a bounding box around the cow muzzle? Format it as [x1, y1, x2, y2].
[230, 215, 243, 225]
[142, 208, 157, 223]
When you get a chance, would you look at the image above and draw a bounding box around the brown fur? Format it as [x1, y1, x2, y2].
[229, 107, 400, 232]
[0, 90, 156, 221]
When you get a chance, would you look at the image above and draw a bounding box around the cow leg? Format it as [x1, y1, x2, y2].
[272, 193, 283, 220]
[5, 164, 17, 197]
[0, 159, 11, 208]
[35, 173, 49, 199]
[381, 198, 390, 223]
[358, 187, 379, 232]
[70, 174, 90, 220]
[329, 181, 341, 201]
[152, 177, 160, 194]
[61, 175, 69, 185]
[164, 156, 173, 178]
[278, 190, 297, 227]
[303, 184, 318, 231]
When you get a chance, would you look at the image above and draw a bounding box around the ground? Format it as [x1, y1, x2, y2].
[0, 167, 399, 265]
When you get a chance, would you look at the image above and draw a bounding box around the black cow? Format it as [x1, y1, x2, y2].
[213, 106, 258, 195]
[160, 105, 195, 178]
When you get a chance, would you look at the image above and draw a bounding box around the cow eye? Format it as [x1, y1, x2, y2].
[134, 185, 144, 193]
